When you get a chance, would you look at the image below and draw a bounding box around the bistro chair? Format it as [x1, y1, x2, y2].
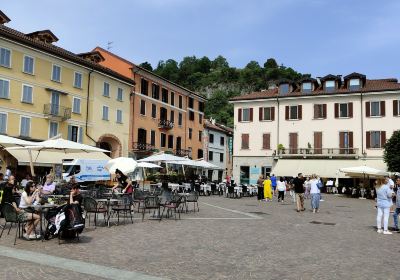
[111, 195, 134, 225]
[133, 189, 146, 212]
[185, 191, 199, 212]
[82, 197, 107, 228]
[0, 202, 27, 245]
[141, 196, 161, 222]
[161, 195, 184, 220]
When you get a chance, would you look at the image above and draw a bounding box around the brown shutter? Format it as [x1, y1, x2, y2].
[381, 131, 386, 147]
[380, 101, 385, 117]
[285, 106, 289, 120]
[339, 132, 344, 149]
[238, 109, 242, 122]
[366, 131, 371, 149]
[314, 132, 322, 153]
[271, 107, 275, 121]
[263, 134, 270, 149]
[298, 105, 302, 120]
[349, 132, 353, 148]
[323, 104, 327, 119]
[249, 108, 253, 122]
[393, 100, 399, 116]
[313, 104, 318, 119]
[242, 134, 249, 149]
[334, 103, 339, 118]
[259, 107, 263, 121]
[366, 102, 370, 117]
[349, 103, 353, 118]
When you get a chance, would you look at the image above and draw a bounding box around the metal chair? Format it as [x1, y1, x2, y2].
[161, 195, 184, 220]
[0, 202, 27, 245]
[111, 195, 134, 225]
[185, 192, 199, 212]
[82, 197, 107, 228]
[141, 196, 161, 221]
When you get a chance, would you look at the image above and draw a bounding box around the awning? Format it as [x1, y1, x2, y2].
[272, 159, 387, 178]
[7, 150, 110, 167]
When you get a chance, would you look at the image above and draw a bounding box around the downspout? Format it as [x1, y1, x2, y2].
[276, 96, 280, 153]
[360, 92, 364, 155]
[85, 69, 97, 144]
[131, 67, 139, 156]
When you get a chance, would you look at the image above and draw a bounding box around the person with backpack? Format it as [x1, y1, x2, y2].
[310, 174, 322, 213]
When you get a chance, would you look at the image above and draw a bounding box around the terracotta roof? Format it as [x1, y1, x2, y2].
[205, 120, 233, 135]
[0, 24, 135, 85]
[230, 78, 400, 102]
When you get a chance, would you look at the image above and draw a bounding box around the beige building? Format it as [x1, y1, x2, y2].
[230, 73, 400, 184]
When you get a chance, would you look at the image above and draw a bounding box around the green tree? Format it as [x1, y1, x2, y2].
[263, 58, 278, 69]
[384, 130, 400, 172]
[139, 61, 153, 71]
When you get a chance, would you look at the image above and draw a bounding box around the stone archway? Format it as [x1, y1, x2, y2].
[97, 134, 122, 158]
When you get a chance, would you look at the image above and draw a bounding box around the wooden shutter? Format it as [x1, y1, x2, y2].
[380, 101, 385, 117]
[381, 131, 386, 147]
[298, 105, 302, 120]
[349, 131, 353, 148]
[313, 104, 318, 119]
[263, 134, 270, 149]
[393, 100, 399, 116]
[334, 103, 339, 118]
[249, 108, 253, 122]
[366, 131, 371, 149]
[238, 109, 242, 122]
[314, 132, 322, 154]
[271, 107, 275, 121]
[339, 132, 344, 149]
[323, 104, 327, 119]
[241, 134, 249, 149]
[348, 103, 353, 118]
[259, 107, 263, 121]
[285, 106, 289, 120]
[366, 102, 370, 117]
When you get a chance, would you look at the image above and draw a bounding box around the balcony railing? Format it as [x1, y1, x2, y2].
[174, 149, 191, 157]
[132, 142, 155, 152]
[158, 119, 174, 130]
[274, 148, 359, 159]
[43, 104, 71, 121]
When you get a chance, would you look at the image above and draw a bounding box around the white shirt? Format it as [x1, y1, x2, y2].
[387, 179, 394, 188]
[19, 191, 31, 209]
[277, 181, 286, 191]
[21, 179, 29, 187]
[310, 179, 321, 194]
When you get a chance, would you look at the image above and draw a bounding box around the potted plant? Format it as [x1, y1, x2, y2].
[277, 144, 285, 154]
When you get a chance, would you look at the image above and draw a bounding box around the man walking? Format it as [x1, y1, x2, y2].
[293, 173, 305, 212]
[271, 174, 277, 196]
[392, 177, 400, 231]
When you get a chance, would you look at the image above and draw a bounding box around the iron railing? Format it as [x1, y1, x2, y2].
[174, 149, 191, 157]
[43, 104, 71, 121]
[158, 119, 174, 129]
[132, 142, 155, 152]
[274, 148, 359, 158]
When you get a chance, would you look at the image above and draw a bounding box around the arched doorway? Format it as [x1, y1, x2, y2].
[97, 134, 122, 158]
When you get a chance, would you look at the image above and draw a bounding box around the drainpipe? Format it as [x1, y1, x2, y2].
[85, 69, 97, 144]
[360, 92, 364, 156]
[276, 97, 280, 153]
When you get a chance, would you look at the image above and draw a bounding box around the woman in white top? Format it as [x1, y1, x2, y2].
[277, 177, 286, 202]
[310, 174, 321, 213]
[17, 181, 41, 239]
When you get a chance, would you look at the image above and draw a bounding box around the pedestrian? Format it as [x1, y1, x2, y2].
[375, 178, 394, 234]
[277, 177, 286, 202]
[304, 177, 311, 199]
[310, 174, 321, 213]
[289, 178, 296, 203]
[4, 166, 11, 180]
[392, 177, 400, 232]
[293, 173, 305, 212]
[271, 174, 277, 196]
[257, 175, 264, 201]
[20, 174, 31, 188]
[263, 176, 272, 202]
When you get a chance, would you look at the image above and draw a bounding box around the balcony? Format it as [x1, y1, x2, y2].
[158, 119, 174, 130]
[43, 104, 71, 121]
[174, 149, 191, 157]
[273, 148, 359, 159]
[132, 142, 155, 152]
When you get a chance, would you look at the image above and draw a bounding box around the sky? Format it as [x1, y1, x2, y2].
[2, 0, 400, 79]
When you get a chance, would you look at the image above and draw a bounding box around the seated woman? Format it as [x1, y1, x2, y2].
[69, 184, 82, 205]
[17, 181, 41, 239]
[41, 175, 56, 195]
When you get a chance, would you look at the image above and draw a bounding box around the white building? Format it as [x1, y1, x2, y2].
[230, 73, 400, 184]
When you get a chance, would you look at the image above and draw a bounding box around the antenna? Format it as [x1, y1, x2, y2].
[107, 41, 113, 50]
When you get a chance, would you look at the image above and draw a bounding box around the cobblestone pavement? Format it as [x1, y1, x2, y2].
[0, 194, 399, 280]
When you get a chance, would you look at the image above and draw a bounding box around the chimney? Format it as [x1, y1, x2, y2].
[0, 10, 11, 25]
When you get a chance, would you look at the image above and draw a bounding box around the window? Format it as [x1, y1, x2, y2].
[140, 100, 146, 116]
[141, 78, 148, 95]
[150, 130, 156, 146]
[178, 113, 183, 126]
[313, 104, 326, 119]
[260, 107, 272, 121]
[242, 108, 250, 121]
[23, 55, 34, 74]
[241, 134, 249, 149]
[103, 82, 110, 97]
[72, 97, 81, 114]
[279, 83, 289, 94]
[168, 135, 174, 149]
[199, 113, 203, 124]
[189, 111, 195, 121]
[370, 101, 380, 117]
[289, 106, 298, 120]
[68, 125, 82, 143]
[302, 82, 312, 93]
[0, 47, 11, 67]
[116, 109, 123, 123]
[220, 153, 224, 163]
[51, 65, 61, 82]
[368, 131, 385, 149]
[0, 113, 7, 134]
[102, 106, 109, 120]
[49, 122, 58, 138]
[188, 128, 192, 139]
[162, 88, 168, 103]
[209, 133, 214, 143]
[178, 95, 183, 108]
[395, 100, 400, 116]
[74, 72, 82, 88]
[349, 78, 360, 90]
[199, 131, 202, 142]
[198, 149, 203, 159]
[170, 110, 174, 123]
[209, 151, 213, 161]
[117, 88, 123, 101]
[151, 104, 157, 119]
[199, 101, 204, 112]
[325, 80, 335, 91]
[20, 116, 31, 137]
[0, 79, 10, 99]
[21, 85, 33, 103]
[152, 83, 159, 99]
[170, 92, 175, 106]
[220, 136, 225, 146]
[160, 133, 166, 147]
[262, 133, 270, 149]
[339, 103, 349, 118]
[189, 97, 194, 109]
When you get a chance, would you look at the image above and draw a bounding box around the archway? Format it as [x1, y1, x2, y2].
[97, 134, 122, 158]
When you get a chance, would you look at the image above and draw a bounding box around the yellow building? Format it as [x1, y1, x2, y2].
[0, 11, 134, 171]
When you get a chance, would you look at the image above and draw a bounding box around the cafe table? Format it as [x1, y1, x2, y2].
[28, 203, 58, 240]
[95, 198, 121, 227]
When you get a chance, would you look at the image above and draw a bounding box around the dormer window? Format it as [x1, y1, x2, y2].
[279, 83, 289, 95]
[325, 80, 335, 92]
[302, 82, 312, 93]
[349, 78, 360, 90]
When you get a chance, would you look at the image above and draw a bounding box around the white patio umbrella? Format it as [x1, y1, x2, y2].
[137, 152, 188, 163]
[195, 160, 221, 170]
[339, 166, 389, 177]
[137, 162, 162, 168]
[0, 135, 38, 148]
[136, 162, 162, 189]
[105, 157, 138, 175]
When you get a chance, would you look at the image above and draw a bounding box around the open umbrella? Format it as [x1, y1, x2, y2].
[339, 166, 389, 177]
[137, 152, 188, 163]
[0, 135, 38, 148]
[105, 157, 138, 175]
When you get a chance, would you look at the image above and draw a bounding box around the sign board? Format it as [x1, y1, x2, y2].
[228, 137, 233, 155]
[250, 167, 261, 185]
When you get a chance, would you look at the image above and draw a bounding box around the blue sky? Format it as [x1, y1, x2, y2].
[2, 0, 400, 78]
